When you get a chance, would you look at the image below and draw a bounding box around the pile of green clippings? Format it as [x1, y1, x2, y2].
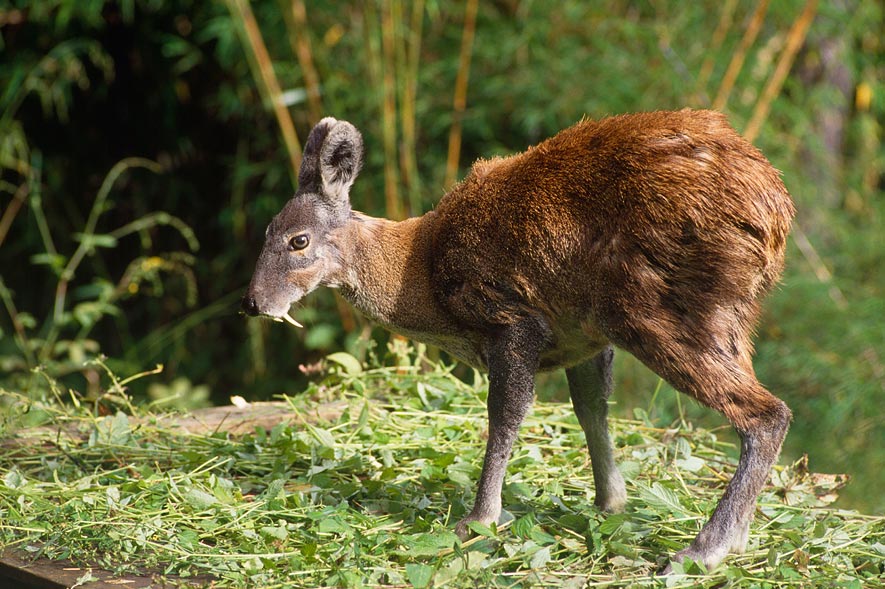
[1, 356, 883, 588]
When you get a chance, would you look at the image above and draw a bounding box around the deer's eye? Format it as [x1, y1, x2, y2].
[288, 234, 310, 251]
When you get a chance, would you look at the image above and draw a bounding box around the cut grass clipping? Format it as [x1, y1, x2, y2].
[1, 353, 883, 588]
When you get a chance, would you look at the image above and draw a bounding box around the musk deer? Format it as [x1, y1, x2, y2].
[242, 110, 794, 571]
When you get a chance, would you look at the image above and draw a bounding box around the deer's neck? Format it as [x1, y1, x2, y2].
[336, 212, 453, 336]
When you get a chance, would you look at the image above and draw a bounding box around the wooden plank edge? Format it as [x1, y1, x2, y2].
[1, 399, 349, 450]
[1, 550, 215, 588]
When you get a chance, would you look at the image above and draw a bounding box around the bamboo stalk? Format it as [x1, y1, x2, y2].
[227, 0, 302, 177]
[362, 2, 382, 213]
[400, 0, 424, 216]
[695, 0, 738, 101]
[380, 0, 402, 219]
[743, 0, 817, 142]
[712, 0, 770, 111]
[400, 0, 424, 215]
[289, 0, 323, 123]
[444, 0, 479, 190]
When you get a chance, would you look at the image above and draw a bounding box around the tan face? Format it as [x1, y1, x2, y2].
[241, 117, 363, 323]
[243, 195, 347, 318]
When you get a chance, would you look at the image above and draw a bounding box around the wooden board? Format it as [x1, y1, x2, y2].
[0, 550, 214, 588]
[1, 399, 348, 450]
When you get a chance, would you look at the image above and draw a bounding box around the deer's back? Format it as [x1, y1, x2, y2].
[429, 110, 793, 366]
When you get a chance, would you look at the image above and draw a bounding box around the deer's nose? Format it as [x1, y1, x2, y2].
[241, 294, 260, 316]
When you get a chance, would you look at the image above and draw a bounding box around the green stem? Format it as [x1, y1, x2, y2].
[108, 211, 200, 252]
[42, 158, 162, 363]
[28, 151, 57, 257]
[0, 276, 36, 369]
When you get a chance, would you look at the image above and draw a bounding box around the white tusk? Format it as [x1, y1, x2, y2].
[282, 312, 303, 328]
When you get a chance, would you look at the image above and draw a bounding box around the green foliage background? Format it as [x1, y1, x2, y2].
[1, 0, 883, 516]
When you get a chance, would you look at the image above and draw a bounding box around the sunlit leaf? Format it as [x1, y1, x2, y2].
[326, 352, 363, 375]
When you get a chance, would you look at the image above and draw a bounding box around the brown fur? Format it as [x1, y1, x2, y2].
[242, 110, 795, 571]
[426, 110, 793, 431]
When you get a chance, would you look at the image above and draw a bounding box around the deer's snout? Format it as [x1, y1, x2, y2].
[241, 294, 260, 316]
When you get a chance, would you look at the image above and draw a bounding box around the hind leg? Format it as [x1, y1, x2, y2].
[566, 346, 627, 512]
[648, 350, 789, 571]
[608, 317, 790, 570]
[667, 389, 790, 571]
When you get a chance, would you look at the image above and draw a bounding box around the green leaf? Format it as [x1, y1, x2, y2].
[621, 432, 645, 446]
[72, 571, 99, 587]
[16, 312, 36, 330]
[29, 253, 66, 273]
[405, 563, 434, 588]
[432, 558, 464, 585]
[682, 556, 707, 575]
[3, 468, 25, 489]
[529, 545, 552, 569]
[357, 401, 370, 429]
[446, 461, 475, 486]
[307, 424, 336, 449]
[638, 482, 685, 515]
[598, 513, 630, 535]
[512, 514, 536, 538]
[326, 352, 362, 375]
[261, 478, 285, 501]
[183, 487, 218, 510]
[557, 513, 588, 534]
[528, 527, 556, 546]
[407, 531, 459, 556]
[318, 516, 349, 535]
[177, 528, 199, 549]
[305, 324, 338, 350]
[73, 301, 119, 327]
[260, 525, 288, 541]
[464, 550, 490, 569]
[91, 411, 132, 446]
[467, 520, 496, 537]
[675, 456, 705, 473]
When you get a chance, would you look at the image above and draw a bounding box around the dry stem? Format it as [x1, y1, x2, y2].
[444, 0, 479, 190]
[743, 0, 818, 142]
[713, 0, 770, 111]
[228, 0, 302, 177]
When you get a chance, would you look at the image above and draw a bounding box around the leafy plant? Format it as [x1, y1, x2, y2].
[0, 350, 881, 588]
[0, 156, 198, 397]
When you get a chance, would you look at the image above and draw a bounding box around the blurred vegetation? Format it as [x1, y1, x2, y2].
[0, 0, 882, 514]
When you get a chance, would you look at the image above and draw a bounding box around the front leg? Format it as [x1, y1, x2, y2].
[455, 317, 548, 539]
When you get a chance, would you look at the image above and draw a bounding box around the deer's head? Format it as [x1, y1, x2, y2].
[241, 118, 363, 326]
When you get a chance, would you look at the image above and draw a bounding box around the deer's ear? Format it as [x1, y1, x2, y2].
[297, 117, 363, 209]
